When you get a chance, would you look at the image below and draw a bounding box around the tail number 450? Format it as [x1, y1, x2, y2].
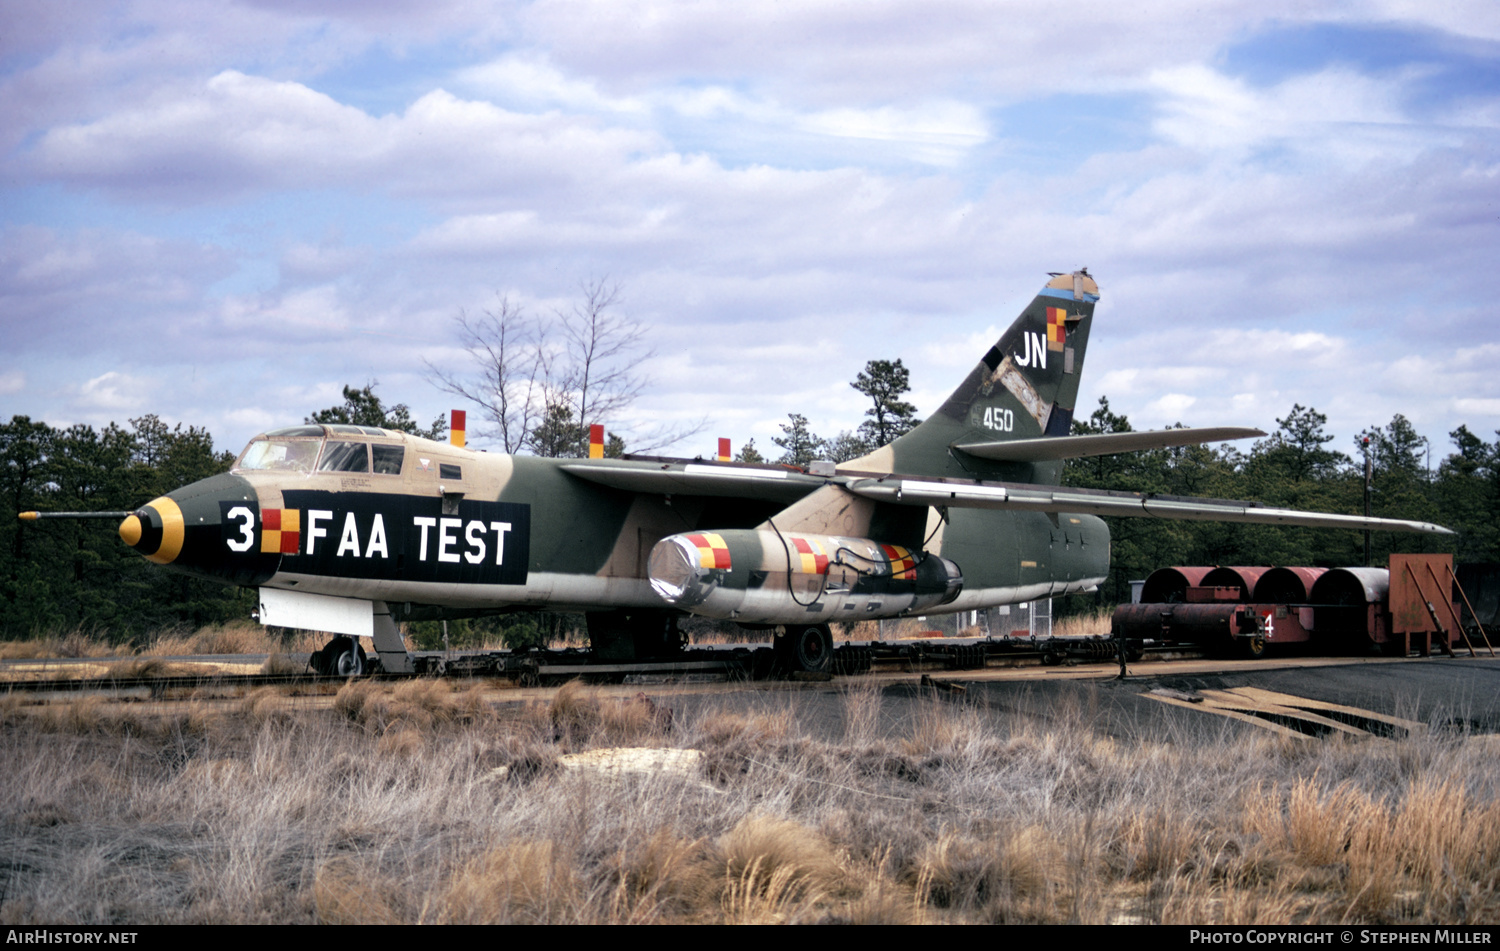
[983, 406, 1014, 432]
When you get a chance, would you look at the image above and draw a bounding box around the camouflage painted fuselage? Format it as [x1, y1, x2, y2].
[125, 435, 1109, 622]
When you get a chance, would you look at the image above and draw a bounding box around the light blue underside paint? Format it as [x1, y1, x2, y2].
[1039, 286, 1100, 303]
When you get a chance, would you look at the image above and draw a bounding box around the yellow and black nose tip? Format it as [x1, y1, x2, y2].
[119, 496, 185, 564]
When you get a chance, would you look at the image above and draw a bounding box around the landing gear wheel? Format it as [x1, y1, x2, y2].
[316, 637, 367, 677]
[1240, 635, 1267, 659]
[778, 624, 833, 674]
[335, 640, 367, 677]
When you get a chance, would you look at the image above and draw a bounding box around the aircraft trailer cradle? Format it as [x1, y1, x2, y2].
[398, 636, 1129, 683]
[297, 602, 1141, 683]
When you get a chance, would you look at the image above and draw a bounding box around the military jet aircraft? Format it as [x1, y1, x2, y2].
[27, 269, 1451, 675]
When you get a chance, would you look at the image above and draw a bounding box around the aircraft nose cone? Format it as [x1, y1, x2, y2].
[123, 496, 185, 564]
[118, 473, 276, 587]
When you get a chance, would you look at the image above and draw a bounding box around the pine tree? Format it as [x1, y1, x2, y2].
[851, 359, 920, 448]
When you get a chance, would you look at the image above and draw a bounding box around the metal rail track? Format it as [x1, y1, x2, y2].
[1, 637, 1201, 699]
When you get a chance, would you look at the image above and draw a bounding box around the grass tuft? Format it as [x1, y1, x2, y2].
[440, 841, 585, 924]
[548, 680, 671, 747]
[260, 653, 306, 676]
[334, 678, 493, 735]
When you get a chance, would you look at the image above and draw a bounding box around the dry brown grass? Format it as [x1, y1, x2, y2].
[605, 829, 715, 922]
[835, 852, 927, 925]
[3, 679, 1498, 924]
[103, 657, 178, 680]
[901, 695, 984, 756]
[1237, 771, 1500, 923]
[0, 627, 116, 659]
[908, 824, 1076, 922]
[334, 677, 492, 734]
[312, 858, 405, 925]
[717, 814, 843, 896]
[439, 841, 588, 924]
[0, 621, 328, 661]
[260, 653, 307, 676]
[548, 679, 673, 747]
[1052, 607, 1116, 639]
[143, 621, 322, 656]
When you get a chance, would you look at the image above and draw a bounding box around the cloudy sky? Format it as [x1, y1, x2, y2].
[4, 1, 1499, 466]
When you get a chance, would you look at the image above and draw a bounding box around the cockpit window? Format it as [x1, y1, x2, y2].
[326, 424, 388, 437]
[319, 441, 370, 473]
[236, 437, 322, 473]
[372, 444, 404, 475]
[264, 426, 325, 438]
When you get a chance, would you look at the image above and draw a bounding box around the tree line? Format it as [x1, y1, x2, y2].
[0, 414, 247, 640]
[1052, 399, 1490, 615]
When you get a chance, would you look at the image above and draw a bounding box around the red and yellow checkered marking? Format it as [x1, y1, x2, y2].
[685, 533, 731, 570]
[881, 543, 917, 580]
[791, 536, 829, 575]
[1046, 306, 1067, 352]
[261, 508, 301, 555]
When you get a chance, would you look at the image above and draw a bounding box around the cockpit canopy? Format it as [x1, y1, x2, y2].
[234, 425, 406, 476]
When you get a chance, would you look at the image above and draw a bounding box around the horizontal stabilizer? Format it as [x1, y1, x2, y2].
[952, 426, 1265, 462]
[845, 478, 1454, 535]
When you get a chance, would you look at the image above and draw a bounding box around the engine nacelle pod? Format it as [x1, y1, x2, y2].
[647, 528, 962, 624]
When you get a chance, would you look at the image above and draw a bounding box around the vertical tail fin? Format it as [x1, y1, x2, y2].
[842, 268, 1098, 485]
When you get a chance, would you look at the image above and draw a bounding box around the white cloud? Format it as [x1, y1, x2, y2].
[1453, 398, 1500, 417]
[1144, 393, 1197, 420]
[795, 102, 987, 166]
[280, 242, 366, 282]
[74, 371, 153, 413]
[1149, 64, 1443, 167]
[25, 72, 661, 205]
[517, 0, 1266, 103]
[219, 285, 351, 338]
[461, 50, 989, 169]
[458, 54, 648, 115]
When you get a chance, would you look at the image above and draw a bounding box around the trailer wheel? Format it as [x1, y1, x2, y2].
[779, 624, 833, 674]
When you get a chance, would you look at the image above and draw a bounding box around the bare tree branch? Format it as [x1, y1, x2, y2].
[427, 295, 552, 453]
[432, 280, 707, 457]
[557, 279, 647, 451]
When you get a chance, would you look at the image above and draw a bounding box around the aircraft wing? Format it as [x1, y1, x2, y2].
[951, 426, 1265, 462]
[562, 459, 1451, 534]
[559, 459, 823, 502]
[843, 477, 1454, 535]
